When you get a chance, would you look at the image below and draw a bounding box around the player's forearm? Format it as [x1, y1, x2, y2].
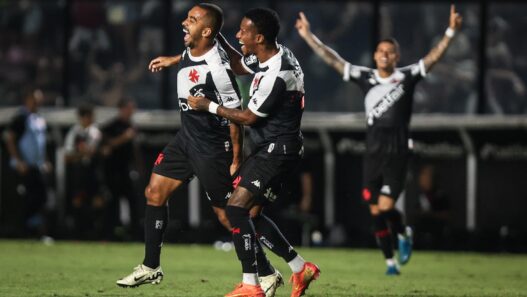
[217, 107, 255, 126]
[302, 32, 346, 75]
[217, 33, 247, 75]
[170, 55, 182, 66]
[229, 123, 243, 164]
[423, 33, 454, 72]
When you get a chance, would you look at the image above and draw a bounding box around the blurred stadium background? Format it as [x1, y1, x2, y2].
[1, 0, 526, 255]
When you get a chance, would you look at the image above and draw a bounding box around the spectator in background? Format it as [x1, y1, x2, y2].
[4, 88, 52, 238]
[101, 98, 141, 240]
[411, 164, 451, 249]
[64, 104, 103, 239]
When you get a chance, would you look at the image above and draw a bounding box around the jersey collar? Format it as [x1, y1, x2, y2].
[258, 44, 283, 69]
[373, 69, 404, 84]
[186, 41, 218, 62]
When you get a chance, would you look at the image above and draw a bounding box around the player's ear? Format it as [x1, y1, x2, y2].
[202, 27, 213, 38]
[255, 33, 265, 45]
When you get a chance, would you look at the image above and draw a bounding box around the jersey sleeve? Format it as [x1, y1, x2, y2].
[399, 59, 427, 81]
[343, 62, 372, 82]
[247, 76, 286, 118]
[206, 48, 242, 109]
[241, 54, 259, 74]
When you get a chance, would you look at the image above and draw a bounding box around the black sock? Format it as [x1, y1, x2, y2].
[381, 208, 405, 235]
[254, 239, 275, 277]
[226, 206, 257, 274]
[143, 205, 168, 268]
[252, 214, 298, 263]
[373, 214, 394, 259]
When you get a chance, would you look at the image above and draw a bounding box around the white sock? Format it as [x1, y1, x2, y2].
[288, 255, 306, 273]
[243, 273, 259, 286]
[386, 258, 397, 267]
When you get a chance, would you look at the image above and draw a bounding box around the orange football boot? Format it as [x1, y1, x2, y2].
[289, 262, 320, 297]
[225, 283, 266, 297]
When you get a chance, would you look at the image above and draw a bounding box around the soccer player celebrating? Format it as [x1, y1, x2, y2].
[116, 3, 277, 290]
[117, 4, 294, 297]
[189, 8, 320, 297]
[295, 5, 462, 275]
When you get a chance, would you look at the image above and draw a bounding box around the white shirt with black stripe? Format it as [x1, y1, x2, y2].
[241, 45, 305, 159]
[176, 42, 242, 155]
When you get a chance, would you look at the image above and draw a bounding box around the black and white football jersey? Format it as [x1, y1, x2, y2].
[176, 42, 241, 155]
[241, 45, 305, 159]
[343, 60, 426, 127]
[343, 60, 427, 154]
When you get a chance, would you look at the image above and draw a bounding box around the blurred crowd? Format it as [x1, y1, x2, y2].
[1, 0, 525, 113]
[2, 90, 143, 241]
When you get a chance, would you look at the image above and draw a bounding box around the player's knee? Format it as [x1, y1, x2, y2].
[145, 184, 166, 206]
[225, 205, 250, 222]
[378, 195, 395, 212]
[227, 187, 253, 209]
[249, 206, 262, 219]
[370, 205, 380, 216]
[378, 203, 394, 213]
[216, 211, 232, 230]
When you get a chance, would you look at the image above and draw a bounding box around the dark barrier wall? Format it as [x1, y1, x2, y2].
[2, 116, 526, 251]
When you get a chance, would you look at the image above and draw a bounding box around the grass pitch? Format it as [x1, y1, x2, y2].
[1, 240, 526, 297]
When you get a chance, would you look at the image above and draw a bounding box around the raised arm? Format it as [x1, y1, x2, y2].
[217, 33, 250, 76]
[295, 12, 348, 76]
[148, 55, 181, 72]
[422, 5, 463, 72]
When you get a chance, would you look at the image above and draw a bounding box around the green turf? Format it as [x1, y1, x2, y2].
[1, 240, 526, 297]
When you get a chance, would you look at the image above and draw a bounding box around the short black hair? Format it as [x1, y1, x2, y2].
[377, 37, 400, 54]
[77, 104, 94, 118]
[197, 3, 224, 36]
[244, 8, 280, 45]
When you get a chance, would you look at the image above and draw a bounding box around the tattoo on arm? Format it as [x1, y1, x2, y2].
[304, 33, 347, 75]
[423, 34, 453, 72]
[217, 107, 255, 126]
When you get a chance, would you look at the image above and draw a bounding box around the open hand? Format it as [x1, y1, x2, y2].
[148, 56, 175, 72]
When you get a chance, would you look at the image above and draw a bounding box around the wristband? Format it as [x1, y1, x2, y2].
[208, 102, 219, 114]
[445, 28, 455, 38]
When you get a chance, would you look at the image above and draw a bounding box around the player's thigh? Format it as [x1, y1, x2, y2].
[146, 173, 184, 198]
[238, 155, 299, 205]
[191, 152, 233, 208]
[148, 138, 193, 204]
[362, 153, 383, 206]
[152, 137, 194, 182]
[380, 154, 408, 201]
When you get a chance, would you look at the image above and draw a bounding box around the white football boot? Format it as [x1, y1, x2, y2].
[259, 269, 284, 297]
[116, 264, 164, 288]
